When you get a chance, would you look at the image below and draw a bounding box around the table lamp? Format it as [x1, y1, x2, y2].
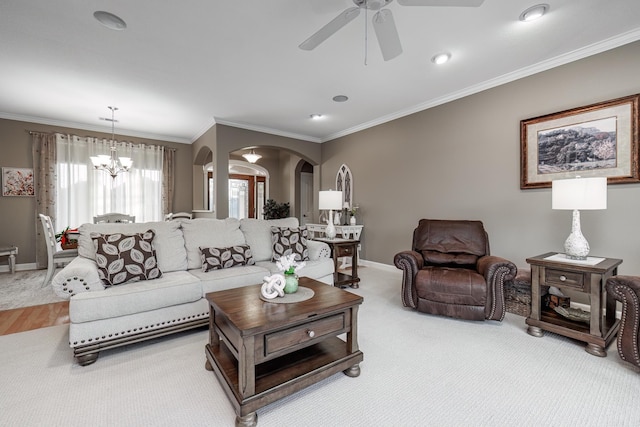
[552, 176, 607, 260]
[318, 190, 343, 239]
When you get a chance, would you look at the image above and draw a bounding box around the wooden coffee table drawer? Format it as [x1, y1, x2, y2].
[264, 313, 346, 357]
[545, 268, 584, 290]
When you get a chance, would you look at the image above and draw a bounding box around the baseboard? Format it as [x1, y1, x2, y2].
[359, 259, 397, 272]
[0, 263, 38, 273]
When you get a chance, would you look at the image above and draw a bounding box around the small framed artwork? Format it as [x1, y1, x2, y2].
[520, 94, 639, 189]
[2, 167, 35, 196]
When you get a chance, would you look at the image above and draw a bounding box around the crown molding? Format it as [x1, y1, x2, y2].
[321, 29, 640, 143]
[0, 112, 191, 144]
[214, 118, 322, 143]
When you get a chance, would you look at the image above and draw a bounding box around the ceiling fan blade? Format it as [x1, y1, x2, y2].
[299, 7, 361, 51]
[372, 10, 402, 61]
[398, 0, 484, 6]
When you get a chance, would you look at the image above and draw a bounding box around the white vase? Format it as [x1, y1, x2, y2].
[350, 216, 356, 225]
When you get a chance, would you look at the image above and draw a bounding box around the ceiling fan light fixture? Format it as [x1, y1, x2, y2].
[333, 95, 349, 102]
[519, 4, 549, 22]
[242, 150, 262, 164]
[431, 52, 451, 65]
[94, 11, 127, 30]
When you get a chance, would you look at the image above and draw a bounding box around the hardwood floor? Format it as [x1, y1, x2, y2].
[0, 301, 69, 336]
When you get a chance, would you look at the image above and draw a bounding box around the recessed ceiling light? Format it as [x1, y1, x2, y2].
[332, 95, 349, 102]
[310, 114, 323, 120]
[94, 11, 127, 30]
[519, 4, 549, 22]
[431, 52, 451, 65]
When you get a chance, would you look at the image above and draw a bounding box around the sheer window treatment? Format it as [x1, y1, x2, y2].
[55, 134, 164, 227]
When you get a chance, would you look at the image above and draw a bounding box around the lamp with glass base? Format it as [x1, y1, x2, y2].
[318, 190, 343, 239]
[552, 176, 607, 260]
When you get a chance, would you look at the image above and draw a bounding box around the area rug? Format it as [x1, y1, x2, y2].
[0, 270, 65, 310]
[1, 267, 639, 426]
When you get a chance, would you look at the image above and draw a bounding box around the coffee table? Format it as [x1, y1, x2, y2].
[205, 276, 364, 427]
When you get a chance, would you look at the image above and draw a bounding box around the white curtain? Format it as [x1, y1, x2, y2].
[55, 134, 164, 229]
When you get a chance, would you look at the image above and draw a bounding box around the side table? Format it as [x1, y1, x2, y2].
[313, 238, 360, 288]
[0, 246, 18, 274]
[525, 252, 622, 357]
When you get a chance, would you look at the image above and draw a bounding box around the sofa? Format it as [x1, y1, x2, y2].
[51, 217, 334, 365]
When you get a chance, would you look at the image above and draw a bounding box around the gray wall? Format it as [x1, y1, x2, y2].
[0, 118, 192, 266]
[321, 41, 640, 274]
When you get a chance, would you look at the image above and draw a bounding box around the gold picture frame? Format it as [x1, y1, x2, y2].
[520, 94, 639, 189]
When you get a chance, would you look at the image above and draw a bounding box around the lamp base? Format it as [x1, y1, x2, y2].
[564, 209, 589, 260]
[325, 210, 337, 239]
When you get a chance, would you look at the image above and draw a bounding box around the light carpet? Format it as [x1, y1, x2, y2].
[1, 267, 639, 427]
[0, 269, 65, 310]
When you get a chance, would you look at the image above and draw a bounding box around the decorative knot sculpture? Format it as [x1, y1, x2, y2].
[260, 274, 286, 300]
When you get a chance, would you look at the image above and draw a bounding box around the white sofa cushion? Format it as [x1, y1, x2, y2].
[191, 265, 270, 295]
[77, 221, 187, 273]
[181, 218, 246, 270]
[69, 270, 201, 323]
[240, 217, 299, 262]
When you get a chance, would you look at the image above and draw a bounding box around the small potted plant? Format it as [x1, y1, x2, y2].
[56, 226, 78, 250]
[276, 253, 306, 294]
[349, 206, 359, 225]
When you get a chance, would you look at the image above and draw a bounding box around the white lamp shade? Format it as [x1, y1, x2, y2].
[318, 190, 343, 210]
[552, 177, 607, 210]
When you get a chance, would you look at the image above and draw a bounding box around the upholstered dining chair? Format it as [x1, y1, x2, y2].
[93, 213, 135, 224]
[39, 214, 78, 287]
[165, 212, 193, 220]
[394, 219, 517, 321]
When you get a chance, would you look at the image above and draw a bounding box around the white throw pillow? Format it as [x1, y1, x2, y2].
[78, 221, 187, 273]
[240, 217, 299, 262]
[181, 218, 246, 270]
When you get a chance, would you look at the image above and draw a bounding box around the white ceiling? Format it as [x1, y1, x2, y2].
[1, 1, 639, 144]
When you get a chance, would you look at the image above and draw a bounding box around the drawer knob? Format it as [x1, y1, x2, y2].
[306, 329, 315, 338]
[560, 275, 567, 282]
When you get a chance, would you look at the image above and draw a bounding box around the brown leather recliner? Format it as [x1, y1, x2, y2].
[605, 276, 640, 369]
[394, 219, 517, 321]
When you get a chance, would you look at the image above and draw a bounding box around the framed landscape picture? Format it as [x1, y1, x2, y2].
[520, 94, 639, 189]
[2, 167, 35, 196]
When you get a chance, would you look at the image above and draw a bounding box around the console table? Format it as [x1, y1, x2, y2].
[0, 246, 18, 274]
[525, 252, 622, 357]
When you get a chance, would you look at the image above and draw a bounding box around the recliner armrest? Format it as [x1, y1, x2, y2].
[394, 250, 424, 309]
[477, 255, 517, 320]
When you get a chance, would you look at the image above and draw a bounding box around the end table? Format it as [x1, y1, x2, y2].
[313, 238, 360, 288]
[525, 252, 622, 357]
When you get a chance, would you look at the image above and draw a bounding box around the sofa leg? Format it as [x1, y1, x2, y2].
[76, 352, 99, 366]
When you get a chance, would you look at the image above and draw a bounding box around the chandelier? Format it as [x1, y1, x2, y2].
[242, 149, 262, 164]
[90, 106, 133, 178]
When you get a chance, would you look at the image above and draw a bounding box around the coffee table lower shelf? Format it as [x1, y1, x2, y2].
[206, 337, 363, 422]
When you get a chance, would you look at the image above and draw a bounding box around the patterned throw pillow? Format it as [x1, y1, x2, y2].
[271, 226, 309, 262]
[92, 230, 162, 287]
[200, 245, 255, 272]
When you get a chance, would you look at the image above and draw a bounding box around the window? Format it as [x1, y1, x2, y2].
[55, 134, 164, 227]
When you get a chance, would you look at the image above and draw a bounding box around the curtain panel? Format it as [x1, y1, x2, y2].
[31, 132, 57, 269]
[55, 134, 164, 229]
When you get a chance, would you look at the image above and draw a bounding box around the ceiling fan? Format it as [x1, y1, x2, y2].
[299, 0, 485, 61]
